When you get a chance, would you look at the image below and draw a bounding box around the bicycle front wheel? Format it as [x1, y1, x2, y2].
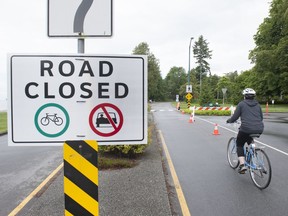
[249, 149, 272, 189]
[227, 137, 239, 169]
[40, 117, 49, 126]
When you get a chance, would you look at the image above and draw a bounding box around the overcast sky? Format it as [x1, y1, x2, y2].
[0, 0, 271, 100]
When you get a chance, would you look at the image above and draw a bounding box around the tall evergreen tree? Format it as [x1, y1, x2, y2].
[133, 42, 165, 101]
[193, 35, 213, 97]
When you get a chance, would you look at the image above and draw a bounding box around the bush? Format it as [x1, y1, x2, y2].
[0, 112, 7, 133]
[194, 110, 231, 116]
[183, 109, 231, 116]
[99, 144, 148, 157]
[99, 124, 153, 157]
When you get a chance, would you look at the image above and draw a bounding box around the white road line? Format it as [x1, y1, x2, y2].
[150, 109, 176, 112]
[197, 116, 288, 156]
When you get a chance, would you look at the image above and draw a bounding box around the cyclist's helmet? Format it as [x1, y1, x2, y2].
[242, 88, 256, 99]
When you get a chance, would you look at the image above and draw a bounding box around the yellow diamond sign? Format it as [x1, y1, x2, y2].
[186, 93, 193, 100]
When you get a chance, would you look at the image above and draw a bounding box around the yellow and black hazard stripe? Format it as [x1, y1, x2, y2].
[63, 140, 98, 216]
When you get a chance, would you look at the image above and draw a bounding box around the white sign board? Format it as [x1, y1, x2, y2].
[8, 54, 147, 146]
[186, 85, 192, 93]
[175, 95, 179, 102]
[48, 0, 113, 37]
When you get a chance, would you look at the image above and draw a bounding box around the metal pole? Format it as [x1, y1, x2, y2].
[188, 37, 193, 85]
[200, 64, 202, 97]
[78, 33, 85, 53]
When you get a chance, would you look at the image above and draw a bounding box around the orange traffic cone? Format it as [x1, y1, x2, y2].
[213, 124, 220, 135]
[188, 113, 194, 123]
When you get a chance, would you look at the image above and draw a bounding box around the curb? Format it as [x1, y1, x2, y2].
[0, 132, 7, 136]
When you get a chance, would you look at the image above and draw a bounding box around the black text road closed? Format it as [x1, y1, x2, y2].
[25, 60, 128, 99]
[8, 54, 147, 146]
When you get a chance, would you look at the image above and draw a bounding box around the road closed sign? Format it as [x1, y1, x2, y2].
[8, 54, 147, 146]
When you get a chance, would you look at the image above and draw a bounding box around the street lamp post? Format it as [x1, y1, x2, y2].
[188, 37, 194, 85]
[222, 88, 227, 105]
[200, 63, 202, 96]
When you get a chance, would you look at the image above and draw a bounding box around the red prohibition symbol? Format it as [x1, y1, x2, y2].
[89, 103, 124, 137]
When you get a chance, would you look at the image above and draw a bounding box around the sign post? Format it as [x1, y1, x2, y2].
[64, 140, 99, 216]
[185, 93, 193, 108]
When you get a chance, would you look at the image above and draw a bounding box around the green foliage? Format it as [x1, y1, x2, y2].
[194, 110, 231, 116]
[165, 66, 187, 100]
[193, 35, 213, 78]
[99, 124, 153, 157]
[198, 79, 214, 105]
[133, 42, 165, 101]
[249, 0, 288, 98]
[99, 144, 147, 156]
[0, 112, 7, 133]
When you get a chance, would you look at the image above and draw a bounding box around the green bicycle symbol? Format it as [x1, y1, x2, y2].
[35, 103, 70, 138]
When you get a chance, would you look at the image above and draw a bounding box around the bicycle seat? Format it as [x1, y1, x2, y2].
[249, 134, 261, 138]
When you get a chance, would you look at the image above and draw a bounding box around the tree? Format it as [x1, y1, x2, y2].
[164, 67, 186, 100]
[249, 0, 288, 99]
[193, 35, 213, 97]
[133, 42, 165, 101]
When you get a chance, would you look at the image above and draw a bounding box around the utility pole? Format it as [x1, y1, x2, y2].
[188, 37, 193, 85]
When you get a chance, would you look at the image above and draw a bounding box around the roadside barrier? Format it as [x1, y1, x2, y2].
[188, 106, 195, 123]
[188, 113, 194, 123]
[230, 105, 235, 115]
[195, 106, 230, 111]
[266, 102, 269, 115]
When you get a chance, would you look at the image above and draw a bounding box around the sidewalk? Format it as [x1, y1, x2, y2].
[18, 115, 173, 216]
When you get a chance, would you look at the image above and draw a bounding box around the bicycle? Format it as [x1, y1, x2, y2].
[40, 113, 63, 126]
[227, 132, 272, 189]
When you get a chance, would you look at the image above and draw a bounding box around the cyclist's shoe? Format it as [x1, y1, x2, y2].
[238, 164, 247, 174]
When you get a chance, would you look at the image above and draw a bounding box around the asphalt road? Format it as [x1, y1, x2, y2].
[0, 111, 171, 216]
[152, 102, 288, 216]
[0, 136, 62, 216]
[1, 102, 288, 216]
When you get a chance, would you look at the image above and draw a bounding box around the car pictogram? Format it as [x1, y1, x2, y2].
[96, 112, 117, 127]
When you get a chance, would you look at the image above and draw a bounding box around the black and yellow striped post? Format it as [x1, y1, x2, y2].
[63, 140, 98, 216]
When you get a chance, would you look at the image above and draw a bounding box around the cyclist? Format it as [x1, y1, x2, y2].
[226, 88, 264, 174]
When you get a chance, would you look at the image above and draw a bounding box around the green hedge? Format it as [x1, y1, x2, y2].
[182, 109, 231, 116]
[99, 124, 153, 157]
[0, 112, 7, 133]
[194, 110, 231, 116]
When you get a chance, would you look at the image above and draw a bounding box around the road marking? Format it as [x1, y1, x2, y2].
[8, 163, 63, 216]
[197, 117, 288, 156]
[158, 130, 191, 216]
[150, 109, 175, 112]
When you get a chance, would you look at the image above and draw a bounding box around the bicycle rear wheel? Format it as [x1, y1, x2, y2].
[227, 137, 239, 169]
[249, 149, 272, 189]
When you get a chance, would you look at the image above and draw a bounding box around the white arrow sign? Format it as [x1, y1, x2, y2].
[48, 0, 113, 37]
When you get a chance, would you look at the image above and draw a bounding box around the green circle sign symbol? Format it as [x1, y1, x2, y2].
[34, 103, 70, 138]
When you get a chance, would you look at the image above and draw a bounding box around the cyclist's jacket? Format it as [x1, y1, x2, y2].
[227, 99, 264, 134]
